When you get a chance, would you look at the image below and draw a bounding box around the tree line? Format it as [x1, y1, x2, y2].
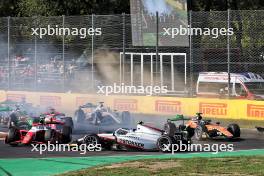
[0, 0, 264, 17]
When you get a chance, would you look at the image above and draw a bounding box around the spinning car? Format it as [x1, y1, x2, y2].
[74, 121, 190, 152]
[5, 109, 73, 146]
[175, 113, 240, 140]
[74, 102, 134, 133]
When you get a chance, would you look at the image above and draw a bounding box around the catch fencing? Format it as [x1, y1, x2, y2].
[0, 10, 263, 97]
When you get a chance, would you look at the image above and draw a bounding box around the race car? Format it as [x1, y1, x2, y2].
[5, 109, 73, 146]
[74, 102, 134, 133]
[176, 113, 240, 140]
[73, 121, 190, 152]
[0, 100, 41, 126]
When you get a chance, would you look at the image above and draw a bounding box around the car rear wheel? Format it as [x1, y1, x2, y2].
[194, 125, 204, 141]
[227, 123, 240, 138]
[186, 127, 195, 138]
[164, 122, 177, 137]
[157, 135, 173, 152]
[6, 128, 19, 146]
[62, 126, 72, 143]
[64, 117, 74, 129]
[8, 113, 18, 128]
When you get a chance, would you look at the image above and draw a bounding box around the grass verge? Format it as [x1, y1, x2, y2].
[59, 156, 264, 176]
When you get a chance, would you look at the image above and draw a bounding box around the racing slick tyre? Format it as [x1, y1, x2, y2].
[45, 129, 57, 143]
[227, 123, 240, 138]
[194, 125, 204, 141]
[64, 117, 74, 129]
[157, 135, 174, 153]
[8, 113, 18, 128]
[186, 126, 195, 138]
[164, 122, 177, 137]
[6, 128, 19, 146]
[62, 126, 72, 143]
[121, 111, 133, 125]
[83, 134, 100, 146]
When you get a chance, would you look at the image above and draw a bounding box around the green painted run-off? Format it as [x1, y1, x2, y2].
[0, 149, 263, 176]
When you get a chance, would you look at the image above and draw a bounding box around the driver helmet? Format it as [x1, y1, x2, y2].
[196, 113, 203, 121]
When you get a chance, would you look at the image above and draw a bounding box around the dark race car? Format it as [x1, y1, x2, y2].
[5, 110, 73, 146]
[74, 102, 134, 133]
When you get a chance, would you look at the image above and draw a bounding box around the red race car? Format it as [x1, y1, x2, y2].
[5, 109, 73, 146]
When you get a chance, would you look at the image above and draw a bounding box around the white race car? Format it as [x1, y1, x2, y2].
[76, 121, 190, 152]
[74, 102, 134, 133]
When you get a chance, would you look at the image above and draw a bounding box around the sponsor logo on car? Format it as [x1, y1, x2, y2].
[7, 94, 26, 102]
[40, 96, 61, 106]
[118, 138, 144, 148]
[155, 100, 181, 113]
[199, 103, 227, 116]
[247, 104, 264, 118]
[113, 99, 137, 111]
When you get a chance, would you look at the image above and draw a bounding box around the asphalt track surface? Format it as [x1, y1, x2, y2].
[0, 114, 264, 158]
[0, 126, 263, 158]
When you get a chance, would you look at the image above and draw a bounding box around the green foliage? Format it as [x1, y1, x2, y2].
[17, 0, 57, 16]
[59, 156, 264, 176]
[0, 0, 264, 17]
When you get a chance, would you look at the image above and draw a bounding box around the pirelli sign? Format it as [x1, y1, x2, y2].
[40, 96, 61, 107]
[247, 104, 264, 118]
[199, 102, 227, 116]
[155, 100, 181, 113]
[7, 94, 26, 102]
[113, 99, 138, 111]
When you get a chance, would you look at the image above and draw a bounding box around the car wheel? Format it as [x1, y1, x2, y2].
[186, 127, 195, 138]
[83, 134, 100, 146]
[227, 123, 240, 138]
[8, 113, 18, 128]
[62, 126, 72, 143]
[157, 135, 173, 152]
[194, 125, 204, 141]
[6, 128, 19, 145]
[64, 117, 74, 129]
[164, 122, 177, 137]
